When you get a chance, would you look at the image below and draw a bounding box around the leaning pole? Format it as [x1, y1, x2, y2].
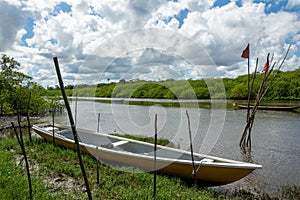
[53, 57, 92, 200]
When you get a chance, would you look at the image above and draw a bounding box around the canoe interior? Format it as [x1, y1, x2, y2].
[46, 125, 204, 162]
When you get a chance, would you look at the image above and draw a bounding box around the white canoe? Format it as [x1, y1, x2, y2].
[32, 123, 262, 186]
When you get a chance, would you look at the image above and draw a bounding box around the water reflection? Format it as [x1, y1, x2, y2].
[240, 147, 253, 163]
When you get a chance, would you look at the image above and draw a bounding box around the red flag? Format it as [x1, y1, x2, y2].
[241, 43, 250, 59]
[262, 54, 270, 74]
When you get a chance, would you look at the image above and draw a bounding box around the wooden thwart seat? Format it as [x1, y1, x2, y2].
[201, 158, 214, 163]
[112, 140, 129, 147]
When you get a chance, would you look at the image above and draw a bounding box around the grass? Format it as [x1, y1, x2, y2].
[0, 137, 219, 199]
[1, 135, 299, 199]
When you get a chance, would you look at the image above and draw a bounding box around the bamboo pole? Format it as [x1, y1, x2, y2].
[12, 113, 33, 199]
[53, 57, 92, 200]
[95, 112, 101, 185]
[52, 110, 55, 146]
[96, 146, 100, 185]
[97, 113, 100, 133]
[240, 44, 292, 147]
[240, 75, 266, 147]
[240, 54, 270, 147]
[153, 114, 158, 198]
[186, 110, 196, 183]
[26, 92, 32, 142]
[75, 92, 78, 125]
[246, 50, 251, 126]
[245, 58, 259, 147]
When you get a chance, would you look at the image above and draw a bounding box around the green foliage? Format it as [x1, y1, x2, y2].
[96, 83, 116, 97]
[0, 54, 48, 115]
[263, 69, 300, 99]
[46, 68, 300, 100]
[112, 82, 144, 98]
[130, 82, 175, 99]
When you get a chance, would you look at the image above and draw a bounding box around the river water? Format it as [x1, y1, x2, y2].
[43, 99, 300, 196]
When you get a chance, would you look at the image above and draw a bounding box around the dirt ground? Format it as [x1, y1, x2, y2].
[0, 115, 29, 136]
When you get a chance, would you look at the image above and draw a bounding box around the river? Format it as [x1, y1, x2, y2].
[42, 98, 300, 196]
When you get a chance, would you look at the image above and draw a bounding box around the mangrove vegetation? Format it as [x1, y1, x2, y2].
[0, 54, 58, 116]
[46, 68, 300, 100]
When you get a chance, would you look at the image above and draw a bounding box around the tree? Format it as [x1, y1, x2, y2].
[0, 54, 23, 114]
[0, 54, 47, 115]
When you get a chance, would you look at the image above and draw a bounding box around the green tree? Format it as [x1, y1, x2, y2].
[0, 54, 47, 115]
[0, 54, 29, 114]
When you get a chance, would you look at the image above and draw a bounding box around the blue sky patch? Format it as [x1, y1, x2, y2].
[21, 17, 34, 47]
[175, 8, 189, 28]
[88, 5, 103, 18]
[253, 0, 287, 14]
[49, 39, 58, 45]
[52, 2, 72, 16]
[213, 0, 231, 8]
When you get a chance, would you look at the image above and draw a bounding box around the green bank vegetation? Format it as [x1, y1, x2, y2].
[46, 68, 300, 100]
[0, 137, 218, 199]
[1, 53, 299, 115]
[1, 135, 299, 199]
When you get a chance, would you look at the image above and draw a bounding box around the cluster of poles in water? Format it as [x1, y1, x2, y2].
[239, 43, 292, 148]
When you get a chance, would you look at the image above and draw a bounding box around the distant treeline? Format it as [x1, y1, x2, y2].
[46, 68, 300, 100]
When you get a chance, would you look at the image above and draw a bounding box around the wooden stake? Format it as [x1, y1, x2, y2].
[26, 92, 32, 142]
[240, 54, 270, 147]
[242, 45, 292, 147]
[96, 146, 100, 185]
[52, 110, 55, 146]
[53, 57, 92, 200]
[97, 113, 100, 133]
[246, 52, 251, 125]
[75, 92, 78, 125]
[153, 114, 157, 198]
[186, 110, 196, 183]
[12, 117, 33, 199]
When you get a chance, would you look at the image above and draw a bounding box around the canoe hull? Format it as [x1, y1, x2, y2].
[238, 105, 300, 111]
[32, 124, 261, 186]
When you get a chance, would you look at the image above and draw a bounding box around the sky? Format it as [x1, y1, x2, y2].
[0, 0, 300, 87]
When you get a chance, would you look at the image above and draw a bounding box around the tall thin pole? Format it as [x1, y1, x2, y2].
[246, 47, 251, 125]
[12, 110, 33, 199]
[97, 113, 100, 132]
[52, 111, 55, 146]
[153, 114, 158, 198]
[186, 110, 196, 183]
[26, 92, 32, 142]
[75, 92, 78, 125]
[96, 146, 100, 184]
[53, 57, 92, 200]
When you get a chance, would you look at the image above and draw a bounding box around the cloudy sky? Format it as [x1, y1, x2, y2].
[0, 0, 299, 87]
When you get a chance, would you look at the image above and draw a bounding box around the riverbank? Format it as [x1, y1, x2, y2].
[0, 137, 219, 199]
[0, 115, 28, 135]
[1, 135, 299, 199]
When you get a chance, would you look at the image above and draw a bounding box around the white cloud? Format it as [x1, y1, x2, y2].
[0, 1, 26, 51]
[287, 0, 300, 8]
[0, 0, 299, 87]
